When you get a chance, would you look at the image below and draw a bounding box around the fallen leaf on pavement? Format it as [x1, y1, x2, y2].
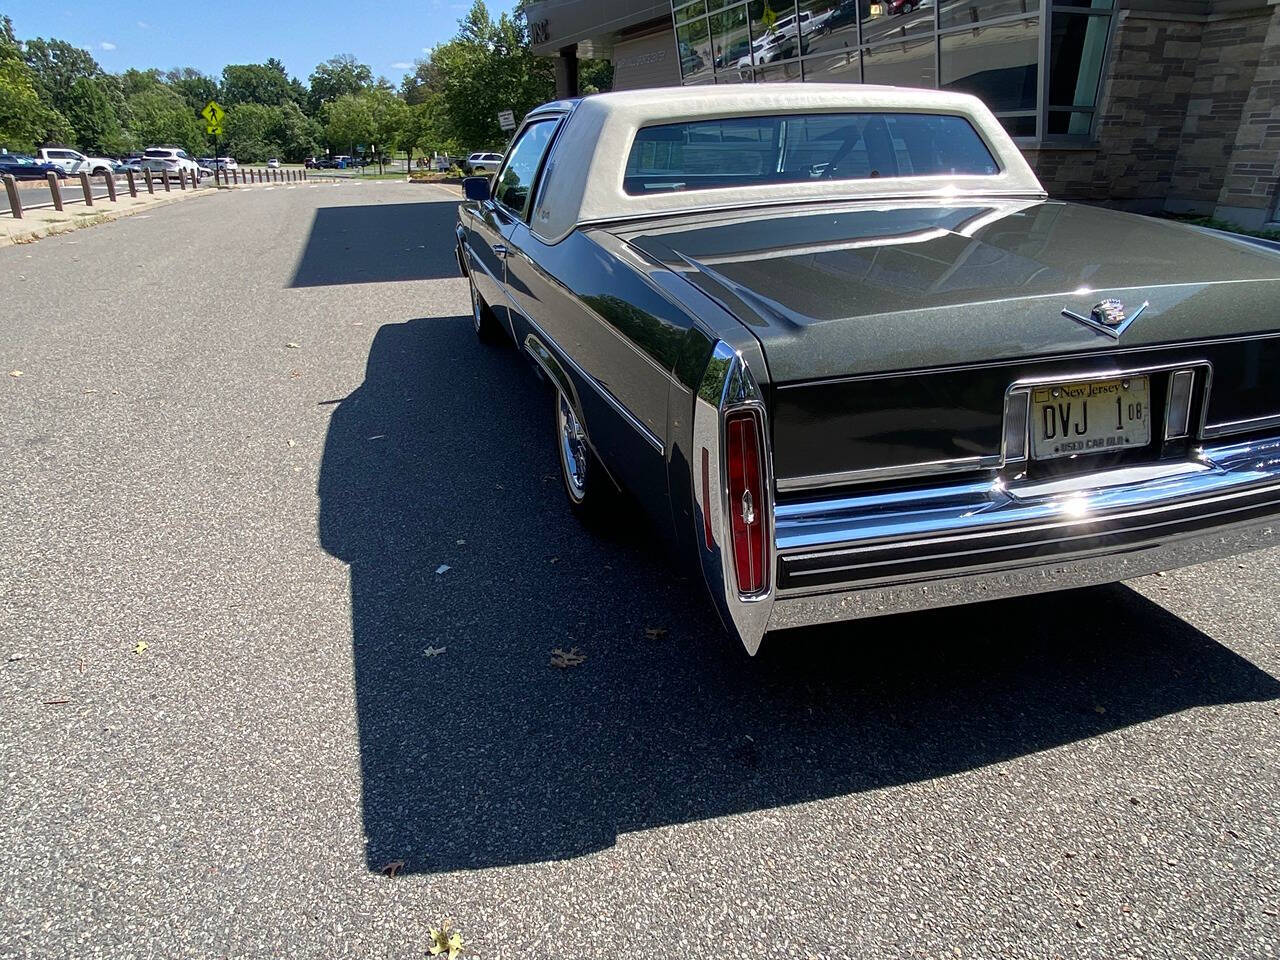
[427, 923, 463, 959]
[644, 627, 667, 639]
[550, 646, 586, 668]
[9, 370, 22, 378]
[285, 342, 300, 349]
[286, 439, 297, 448]
[134, 641, 149, 654]
[423, 646, 446, 658]
[380, 859, 405, 877]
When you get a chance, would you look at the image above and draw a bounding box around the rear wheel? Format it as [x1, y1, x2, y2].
[469, 273, 504, 343]
[555, 389, 616, 520]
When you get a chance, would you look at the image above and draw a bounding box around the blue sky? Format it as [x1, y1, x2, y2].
[8, 0, 519, 84]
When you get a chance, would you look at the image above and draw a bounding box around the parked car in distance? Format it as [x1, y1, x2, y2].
[140, 147, 203, 180]
[114, 156, 143, 173]
[267, 158, 281, 168]
[463, 152, 503, 175]
[34, 146, 115, 176]
[0, 153, 64, 179]
[455, 85, 1280, 655]
[216, 156, 238, 169]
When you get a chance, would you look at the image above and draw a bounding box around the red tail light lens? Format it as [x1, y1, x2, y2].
[725, 410, 767, 595]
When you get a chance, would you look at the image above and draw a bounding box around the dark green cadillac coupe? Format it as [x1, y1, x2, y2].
[456, 85, 1280, 654]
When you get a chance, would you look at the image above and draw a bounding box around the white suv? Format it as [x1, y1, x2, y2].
[34, 147, 115, 176]
[465, 152, 503, 175]
[140, 147, 203, 180]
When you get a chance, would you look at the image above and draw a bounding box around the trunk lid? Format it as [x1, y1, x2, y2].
[623, 199, 1280, 383]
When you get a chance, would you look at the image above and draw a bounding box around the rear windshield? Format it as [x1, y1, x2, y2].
[143, 149, 173, 158]
[624, 113, 999, 195]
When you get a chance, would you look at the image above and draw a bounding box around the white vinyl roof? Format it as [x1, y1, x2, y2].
[529, 84, 1045, 243]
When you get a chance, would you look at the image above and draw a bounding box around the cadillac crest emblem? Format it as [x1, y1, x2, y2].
[1062, 297, 1149, 339]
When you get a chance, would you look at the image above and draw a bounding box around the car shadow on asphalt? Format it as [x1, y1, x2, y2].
[317, 315, 1280, 876]
[289, 200, 460, 287]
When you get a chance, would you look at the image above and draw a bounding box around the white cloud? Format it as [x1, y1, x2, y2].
[99, 41, 116, 50]
[136, 20, 149, 28]
[390, 61, 412, 70]
[422, 47, 430, 53]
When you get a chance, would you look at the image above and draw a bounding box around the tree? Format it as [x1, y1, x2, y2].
[221, 101, 278, 162]
[579, 58, 614, 95]
[0, 17, 70, 149]
[22, 37, 103, 113]
[127, 85, 207, 153]
[404, 94, 459, 158]
[63, 75, 131, 153]
[424, 1, 554, 149]
[368, 86, 409, 168]
[308, 55, 373, 114]
[221, 62, 294, 106]
[165, 68, 220, 112]
[323, 91, 374, 155]
[274, 100, 322, 162]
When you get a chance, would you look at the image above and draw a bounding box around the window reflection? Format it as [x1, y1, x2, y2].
[803, 49, 863, 82]
[799, 0, 863, 57]
[860, 0, 934, 46]
[862, 37, 937, 87]
[940, 18, 1038, 112]
[1050, 13, 1109, 109]
[938, 0, 1032, 29]
[678, 17, 714, 80]
[712, 4, 753, 71]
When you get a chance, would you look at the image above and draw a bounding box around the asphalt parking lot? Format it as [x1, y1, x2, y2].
[2, 181, 1278, 959]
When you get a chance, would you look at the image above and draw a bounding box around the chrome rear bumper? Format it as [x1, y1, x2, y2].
[756, 436, 1280, 649]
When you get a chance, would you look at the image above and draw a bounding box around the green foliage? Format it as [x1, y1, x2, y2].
[62, 75, 130, 154]
[165, 68, 221, 112]
[128, 85, 208, 154]
[424, 0, 554, 150]
[222, 62, 295, 107]
[309, 55, 374, 114]
[579, 58, 614, 95]
[0, 16, 71, 149]
[22, 36, 104, 112]
[324, 92, 374, 153]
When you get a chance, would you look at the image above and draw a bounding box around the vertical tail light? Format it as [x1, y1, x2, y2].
[725, 410, 767, 595]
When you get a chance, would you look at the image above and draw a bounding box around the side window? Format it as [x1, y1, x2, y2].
[493, 120, 557, 220]
[178, 151, 190, 160]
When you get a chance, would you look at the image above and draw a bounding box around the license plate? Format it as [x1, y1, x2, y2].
[1030, 376, 1151, 461]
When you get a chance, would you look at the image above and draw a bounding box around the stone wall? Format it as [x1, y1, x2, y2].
[1213, 6, 1280, 226]
[1168, 11, 1272, 214]
[1023, 3, 1279, 229]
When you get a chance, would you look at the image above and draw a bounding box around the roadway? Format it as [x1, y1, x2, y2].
[2, 181, 1278, 958]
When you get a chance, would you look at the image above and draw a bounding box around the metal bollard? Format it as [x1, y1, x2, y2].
[79, 171, 94, 206]
[179, 169, 187, 190]
[3, 175, 21, 219]
[103, 169, 117, 202]
[47, 171, 63, 211]
[144, 169, 154, 194]
[162, 170, 171, 192]
[126, 169, 137, 198]
[233, 168, 239, 185]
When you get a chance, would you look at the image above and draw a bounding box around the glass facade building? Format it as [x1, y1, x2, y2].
[670, 0, 1117, 141]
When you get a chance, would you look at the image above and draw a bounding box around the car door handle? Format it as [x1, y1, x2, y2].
[491, 243, 508, 258]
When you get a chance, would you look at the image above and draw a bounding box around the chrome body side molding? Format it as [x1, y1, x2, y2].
[522, 324, 664, 455]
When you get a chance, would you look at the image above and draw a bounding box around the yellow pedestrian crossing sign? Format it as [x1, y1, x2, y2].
[201, 100, 225, 136]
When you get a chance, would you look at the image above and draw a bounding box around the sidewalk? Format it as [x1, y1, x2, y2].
[0, 184, 216, 246]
